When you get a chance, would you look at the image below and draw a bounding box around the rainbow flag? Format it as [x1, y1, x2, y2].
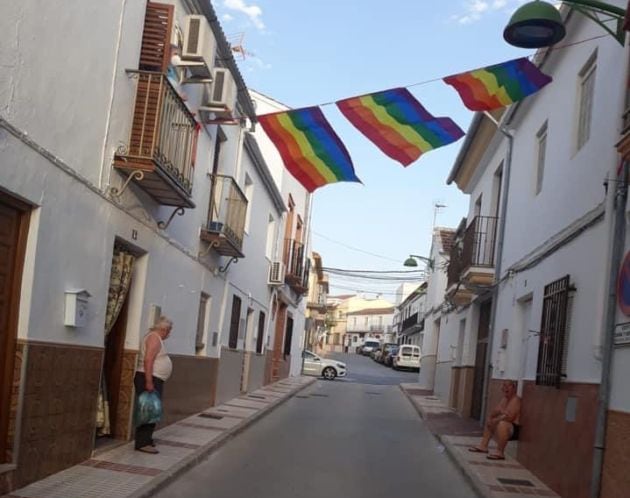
[258, 107, 361, 192]
[443, 58, 552, 112]
[336, 88, 465, 166]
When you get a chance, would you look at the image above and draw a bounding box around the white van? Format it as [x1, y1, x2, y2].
[393, 345, 421, 371]
[361, 339, 381, 355]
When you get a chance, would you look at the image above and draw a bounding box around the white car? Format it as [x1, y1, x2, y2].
[393, 345, 421, 371]
[302, 351, 347, 380]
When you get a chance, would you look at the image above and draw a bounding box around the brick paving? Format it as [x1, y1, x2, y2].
[1, 376, 314, 498]
[400, 383, 560, 498]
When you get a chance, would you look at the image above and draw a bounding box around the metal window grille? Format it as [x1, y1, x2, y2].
[536, 275, 572, 387]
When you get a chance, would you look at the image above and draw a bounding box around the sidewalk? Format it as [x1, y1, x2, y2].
[2, 376, 315, 498]
[400, 383, 559, 498]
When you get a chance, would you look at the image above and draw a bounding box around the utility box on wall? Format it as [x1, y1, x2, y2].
[64, 290, 91, 327]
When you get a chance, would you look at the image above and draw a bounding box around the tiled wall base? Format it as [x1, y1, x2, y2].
[160, 355, 219, 427]
[14, 341, 103, 489]
[601, 409, 630, 498]
[517, 380, 598, 498]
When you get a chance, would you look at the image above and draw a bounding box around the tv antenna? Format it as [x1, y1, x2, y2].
[227, 32, 255, 60]
[433, 202, 447, 228]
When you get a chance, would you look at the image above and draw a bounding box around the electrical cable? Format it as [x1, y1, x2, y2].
[312, 231, 403, 263]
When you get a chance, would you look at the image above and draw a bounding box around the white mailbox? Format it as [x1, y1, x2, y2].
[64, 290, 91, 327]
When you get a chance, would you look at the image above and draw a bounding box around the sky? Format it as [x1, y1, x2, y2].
[215, 0, 532, 300]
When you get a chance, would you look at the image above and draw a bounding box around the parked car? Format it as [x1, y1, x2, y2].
[384, 346, 399, 367]
[361, 339, 381, 356]
[393, 345, 421, 371]
[302, 350, 347, 380]
[377, 343, 397, 364]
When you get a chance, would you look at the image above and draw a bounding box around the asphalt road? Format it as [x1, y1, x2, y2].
[154, 354, 477, 498]
[326, 352, 420, 385]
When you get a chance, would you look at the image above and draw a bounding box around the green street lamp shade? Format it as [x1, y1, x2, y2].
[504, 1, 566, 48]
[404, 257, 418, 267]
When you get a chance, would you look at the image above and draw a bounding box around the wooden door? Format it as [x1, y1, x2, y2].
[271, 304, 287, 381]
[0, 196, 29, 463]
[471, 300, 492, 420]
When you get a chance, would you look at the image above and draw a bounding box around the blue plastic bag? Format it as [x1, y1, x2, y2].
[135, 391, 162, 426]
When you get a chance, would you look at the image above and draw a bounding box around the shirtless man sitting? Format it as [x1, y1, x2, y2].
[469, 380, 521, 460]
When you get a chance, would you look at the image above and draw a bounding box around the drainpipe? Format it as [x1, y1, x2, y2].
[591, 159, 628, 498]
[480, 115, 514, 421]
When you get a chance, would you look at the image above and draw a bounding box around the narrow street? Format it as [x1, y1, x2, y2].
[154, 355, 477, 498]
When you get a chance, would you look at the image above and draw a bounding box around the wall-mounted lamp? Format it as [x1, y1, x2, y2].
[403, 254, 434, 270]
[503, 1, 626, 48]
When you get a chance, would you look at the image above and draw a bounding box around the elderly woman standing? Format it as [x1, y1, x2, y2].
[134, 316, 173, 454]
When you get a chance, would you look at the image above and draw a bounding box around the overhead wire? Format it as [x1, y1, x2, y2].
[312, 231, 403, 263]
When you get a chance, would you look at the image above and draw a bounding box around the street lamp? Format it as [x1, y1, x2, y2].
[503, 0, 626, 48]
[403, 255, 434, 270]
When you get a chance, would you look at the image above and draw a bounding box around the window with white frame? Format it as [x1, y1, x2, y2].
[265, 214, 275, 260]
[535, 121, 548, 195]
[577, 53, 596, 151]
[244, 174, 254, 233]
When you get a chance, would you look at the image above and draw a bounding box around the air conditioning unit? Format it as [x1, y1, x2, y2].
[199, 68, 238, 119]
[268, 261, 286, 285]
[180, 15, 216, 81]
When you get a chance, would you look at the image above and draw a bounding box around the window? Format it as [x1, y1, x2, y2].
[244, 174, 254, 233]
[265, 215, 276, 260]
[535, 122, 547, 195]
[536, 275, 571, 387]
[228, 295, 242, 349]
[577, 53, 596, 150]
[256, 311, 266, 354]
[195, 293, 210, 353]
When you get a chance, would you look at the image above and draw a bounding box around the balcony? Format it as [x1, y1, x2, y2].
[401, 312, 419, 332]
[461, 215, 498, 288]
[200, 175, 247, 257]
[284, 239, 309, 294]
[114, 71, 197, 208]
[617, 105, 630, 159]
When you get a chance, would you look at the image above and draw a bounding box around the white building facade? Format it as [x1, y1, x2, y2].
[0, 1, 309, 492]
[441, 6, 629, 497]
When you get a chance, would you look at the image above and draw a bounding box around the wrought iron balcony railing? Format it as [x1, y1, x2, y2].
[462, 215, 499, 270]
[200, 175, 248, 257]
[401, 312, 419, 332]
[114, 71, 197, 208]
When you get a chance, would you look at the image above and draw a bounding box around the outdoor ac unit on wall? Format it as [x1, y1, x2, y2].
[200, 68, 238, 119]
[268, 261, 286, 285]
[181, 15, 216, 81]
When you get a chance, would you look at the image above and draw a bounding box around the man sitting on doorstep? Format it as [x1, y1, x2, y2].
[469, 379, 521, 461]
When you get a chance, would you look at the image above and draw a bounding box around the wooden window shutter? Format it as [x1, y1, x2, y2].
[139, 2, 174, 72]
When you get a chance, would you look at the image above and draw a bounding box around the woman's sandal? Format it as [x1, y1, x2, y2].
[136, 446, 159, 454]
[487, 454, 505, 460]
[468, 447, 489, 453]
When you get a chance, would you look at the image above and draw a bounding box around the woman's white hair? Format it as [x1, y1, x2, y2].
[152, 316, 173, 331]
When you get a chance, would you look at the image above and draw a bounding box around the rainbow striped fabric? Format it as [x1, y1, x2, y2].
[336, 88, 465, 166]
[258, 107, 361, 192]
[443, 58, 552, 112]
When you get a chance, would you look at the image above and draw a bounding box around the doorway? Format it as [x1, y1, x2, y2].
[240, 308, 255, 392]
[471, 300, 492, 420]
[0, 193, 30, 463]
[95, 242, 137, 448]
[271, 303, 287, 382]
